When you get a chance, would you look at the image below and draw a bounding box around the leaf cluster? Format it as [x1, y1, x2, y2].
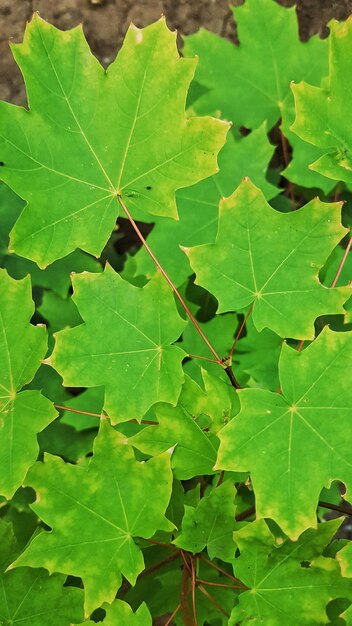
[0, 1, 352, 624]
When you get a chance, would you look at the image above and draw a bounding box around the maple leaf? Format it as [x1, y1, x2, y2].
[229, 519, 350, 625]
[187, 179, 350, 340]
[0, 269, 57, 498]
[183, 0, 327, 129]
[76, 600, 152, 625]
[132, 125, 278, 287]
[13, 419, 174, 614]
[129, 401, 218, 479]
[0, 518, 84, 625]
[174, 480, 237, 562]
[217, 327, 352, 538]
[49, 265, 186, 423]
[0, 15, 228, 268]
[292, 18, 352, 185]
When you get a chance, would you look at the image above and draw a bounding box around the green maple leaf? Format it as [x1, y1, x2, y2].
[0, 16, 228, 268]
[0, 269, 57, 498]
[174, 480, 237, 562]
[129, 401, 218, 479]
[235, 317, 283, 391]
[217, 327, 352, 538]
[13, 419, 174, 614]
[132, 126, 278, 287]
[76, 599, 152, 625]
[49, 265, 186, 423]
[229, 519, 350, 626]
[292, 18, 352, 184]
[183, 0, 327, 129]
[0, 519, 84, 625]
[0, 183, 24, 255]
[187, 179, 350, 340]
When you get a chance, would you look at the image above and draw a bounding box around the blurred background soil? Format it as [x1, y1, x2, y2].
[1, 0, 352, 105]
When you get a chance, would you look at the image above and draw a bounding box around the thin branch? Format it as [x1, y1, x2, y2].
[319, 500, 352, 517]
[216, 471, 225, 487]
[54, 404, 158, 425]
[235, 505, 256, 522]
[191, 558, 198, 626]
[120, 551, 180, 596]
[296, 233, 352, 355]
[280, 131, 295, 206]
[188, 353, 221, 364]
[200, 556, 246, 586]
[180, 555, 193, 626]
[54, 404, 103, 418]
[197, 585, 230, 618]
[142, 538, 179, 551]
[228, 304, 253, 361]
[117, 196, 222, 364]
[196, 578, 246, 590]
[164, 603, 181, 626]
[330, 235, 352, 288]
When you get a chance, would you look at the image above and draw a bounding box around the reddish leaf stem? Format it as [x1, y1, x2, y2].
[280, 131, 295, 206]
[164, 603, 181, 626]
[319, 500, 352, 517]
[228, 304, 253, 361]
[191, 558, 198, 626]
[54, 404, 103, 418]
[296, 233, 352, 354]
[196, 578, 246, 590]
[216, 471, 225, 487]
[197, 585, 230, 618]
[143, 538, 179, 551]
[330, 235, 352, 288]
[180, 556, 193, 626]
[117, 195, 222, 364]
[200, 556, 245, 586]
[235, 505, 256, 522]
[54, 404, 158, 425]
[188, 353, 222, 364]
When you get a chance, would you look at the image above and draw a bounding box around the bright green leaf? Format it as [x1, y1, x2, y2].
[129, 402, 218, 479]
[0, 15, 228, 267]
[174, 480, 236, 561]
[76, 599, 152, 625]
[0, 269, 57, 498]
[187, 179, 349, 339]
[49, 266, 186, 423]
[229, 519, 350, 626]
[133, 126, 278, 287]
[14, 419, 174, 614]
[292, 18, 352, 184]
[0, 519, 84, 626]
[183, 0, 327, 129]
[217, 327, 352, 538]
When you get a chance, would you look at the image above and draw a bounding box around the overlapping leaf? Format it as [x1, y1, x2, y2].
[49, 265, 186, 422]
[14, 420, 174, 614]
[292, 18, 352, 185]
[132, 126, 278, 286]
[0, 269, 57, 498]
[0, 15, 228, 267]
[0, 519, 84, 625]
[76, 599, 152, 625]
[229, 519, 350, 625]
[183, 0, 327, 129]
[187, 179, 350, 339]
[217, 327, 352, 538]
[174, 480, 237, 562]
[129, 402, 218, 479]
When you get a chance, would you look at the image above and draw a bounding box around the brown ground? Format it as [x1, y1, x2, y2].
[1, 0, 352, 106]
